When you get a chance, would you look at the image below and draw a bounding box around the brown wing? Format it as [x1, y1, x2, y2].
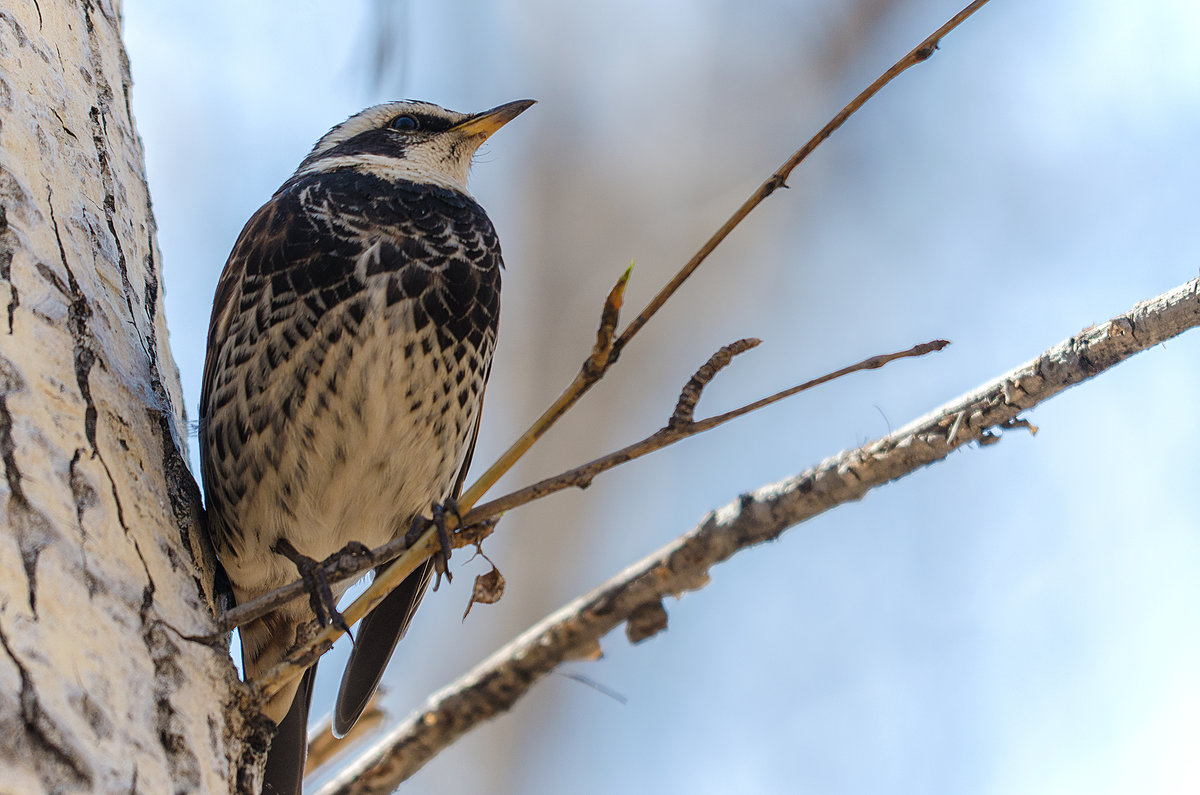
[197, 198, 280, 428]
[197, 198, 295, 554]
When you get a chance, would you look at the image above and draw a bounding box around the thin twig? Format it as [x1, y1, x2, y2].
[605, 0, 993, 361]
[670, 338, 762, 428]
[250, 0, 994, 702]
[459, 265, 632, 509]
[466, 340, 947, 520]
[215, 339, 941, 639]
[461, 0, 994, 506]
[312, 276, 1200, 795]
[253, 335, 945, 698]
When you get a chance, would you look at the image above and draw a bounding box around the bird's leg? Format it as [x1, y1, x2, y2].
[431, 498, 462, 578]
[272, 537, 354, 640]
[404, 499, 460, 588]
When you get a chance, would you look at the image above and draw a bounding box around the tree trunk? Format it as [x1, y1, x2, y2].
[0, 1, 257, 791]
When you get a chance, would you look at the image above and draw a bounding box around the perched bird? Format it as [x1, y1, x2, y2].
[199, 98, 534, 794]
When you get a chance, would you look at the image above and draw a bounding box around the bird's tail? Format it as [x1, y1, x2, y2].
[333, 558, 434, 737]
[262, 665, 316, 795]
[241, 612, 316, 795]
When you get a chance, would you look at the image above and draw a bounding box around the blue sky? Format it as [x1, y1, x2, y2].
[124, 2, 1200, 793]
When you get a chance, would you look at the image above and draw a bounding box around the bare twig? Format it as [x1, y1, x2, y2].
[204, 518, 498, 637]
[213, 339, 940, 640]
[205, 544, 379, 637]
[312, 277, 1200, 795]
[670, 338, 762, 427]
[466, 339, 947, 520]
[215, 338, 940, 641]
[253, 334, 945, 699]
[604, 0, 993, 361]
[304, 702, 385, 777]
[251, 0, 993, 703]
[458, 0, 995, 508]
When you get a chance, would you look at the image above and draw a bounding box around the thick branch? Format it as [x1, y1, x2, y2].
[312, 277, 1200, 794]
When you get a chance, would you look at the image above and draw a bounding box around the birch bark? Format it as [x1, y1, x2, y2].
[0, 2, 255, 792]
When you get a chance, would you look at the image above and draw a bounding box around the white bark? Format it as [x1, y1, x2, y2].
[0, 1, 256, 792]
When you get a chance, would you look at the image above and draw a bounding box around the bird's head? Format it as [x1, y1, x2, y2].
[292, 99, 536, 193]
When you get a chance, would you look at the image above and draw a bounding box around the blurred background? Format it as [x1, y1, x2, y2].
[123, 1, 1200, 793]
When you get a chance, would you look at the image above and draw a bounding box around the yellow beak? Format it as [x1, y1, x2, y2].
[453, 99, 537, 140]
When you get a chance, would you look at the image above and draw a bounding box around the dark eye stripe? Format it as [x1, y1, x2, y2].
[387, 112, 455, 133]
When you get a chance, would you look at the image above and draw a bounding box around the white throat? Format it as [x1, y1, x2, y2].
[295, 152, 473, 195]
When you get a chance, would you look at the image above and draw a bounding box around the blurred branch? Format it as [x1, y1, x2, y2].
[364, 0, 411, 93]
[314, 275, 1200, 794]
[305, 702, 385, 778]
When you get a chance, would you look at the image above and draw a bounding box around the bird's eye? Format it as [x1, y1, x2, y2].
[389, 115, 419, 132]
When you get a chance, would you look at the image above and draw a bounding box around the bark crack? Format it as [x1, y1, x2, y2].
[0, 618, 92, 788]
[140, 219, 204, 574]
[142, 620, 203, 793]
[0, 388, 25, 507]
[68, 448, 100, 596]
[0, 359, 49, 617]
[0, 391, 40, 616]
[88, 105, 141, 338]
[48, 188, 131, 537]
[0, 204, 17, 333]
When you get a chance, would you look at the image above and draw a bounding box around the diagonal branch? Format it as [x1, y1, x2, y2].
[605, 0, 992, 362]
[466, 339, 947, 521]
[311, 277, 1200, 794]
[211, 338, 942, 639]
[247, 0, 995, 704]
[460, 0, 995, 508]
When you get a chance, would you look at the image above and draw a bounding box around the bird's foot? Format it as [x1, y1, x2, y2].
[326, 540, 373, 569]
[272, 537, 354, 640]
[404, 499, 461, 589]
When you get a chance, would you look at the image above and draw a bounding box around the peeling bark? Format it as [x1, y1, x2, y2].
[0, 1, 260, 791]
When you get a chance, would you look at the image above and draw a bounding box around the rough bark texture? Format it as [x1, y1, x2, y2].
[0, 1, 259, 792]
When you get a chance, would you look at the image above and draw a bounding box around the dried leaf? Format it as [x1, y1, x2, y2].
[462, 565, 506, 620]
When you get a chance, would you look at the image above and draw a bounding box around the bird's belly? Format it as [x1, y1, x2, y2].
[220, 309, 489, 603]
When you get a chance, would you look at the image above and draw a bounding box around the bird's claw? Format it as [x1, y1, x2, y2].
[405, 499, 460, 589]
[273, 537, 355, 642]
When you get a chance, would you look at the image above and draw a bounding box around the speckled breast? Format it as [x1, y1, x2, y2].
[199, 172, 501, 597]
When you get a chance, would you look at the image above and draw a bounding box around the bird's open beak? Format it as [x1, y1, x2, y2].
[453, 99, 536, 140]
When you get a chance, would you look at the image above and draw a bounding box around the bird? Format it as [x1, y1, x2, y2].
[198, 98, 534, 794]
